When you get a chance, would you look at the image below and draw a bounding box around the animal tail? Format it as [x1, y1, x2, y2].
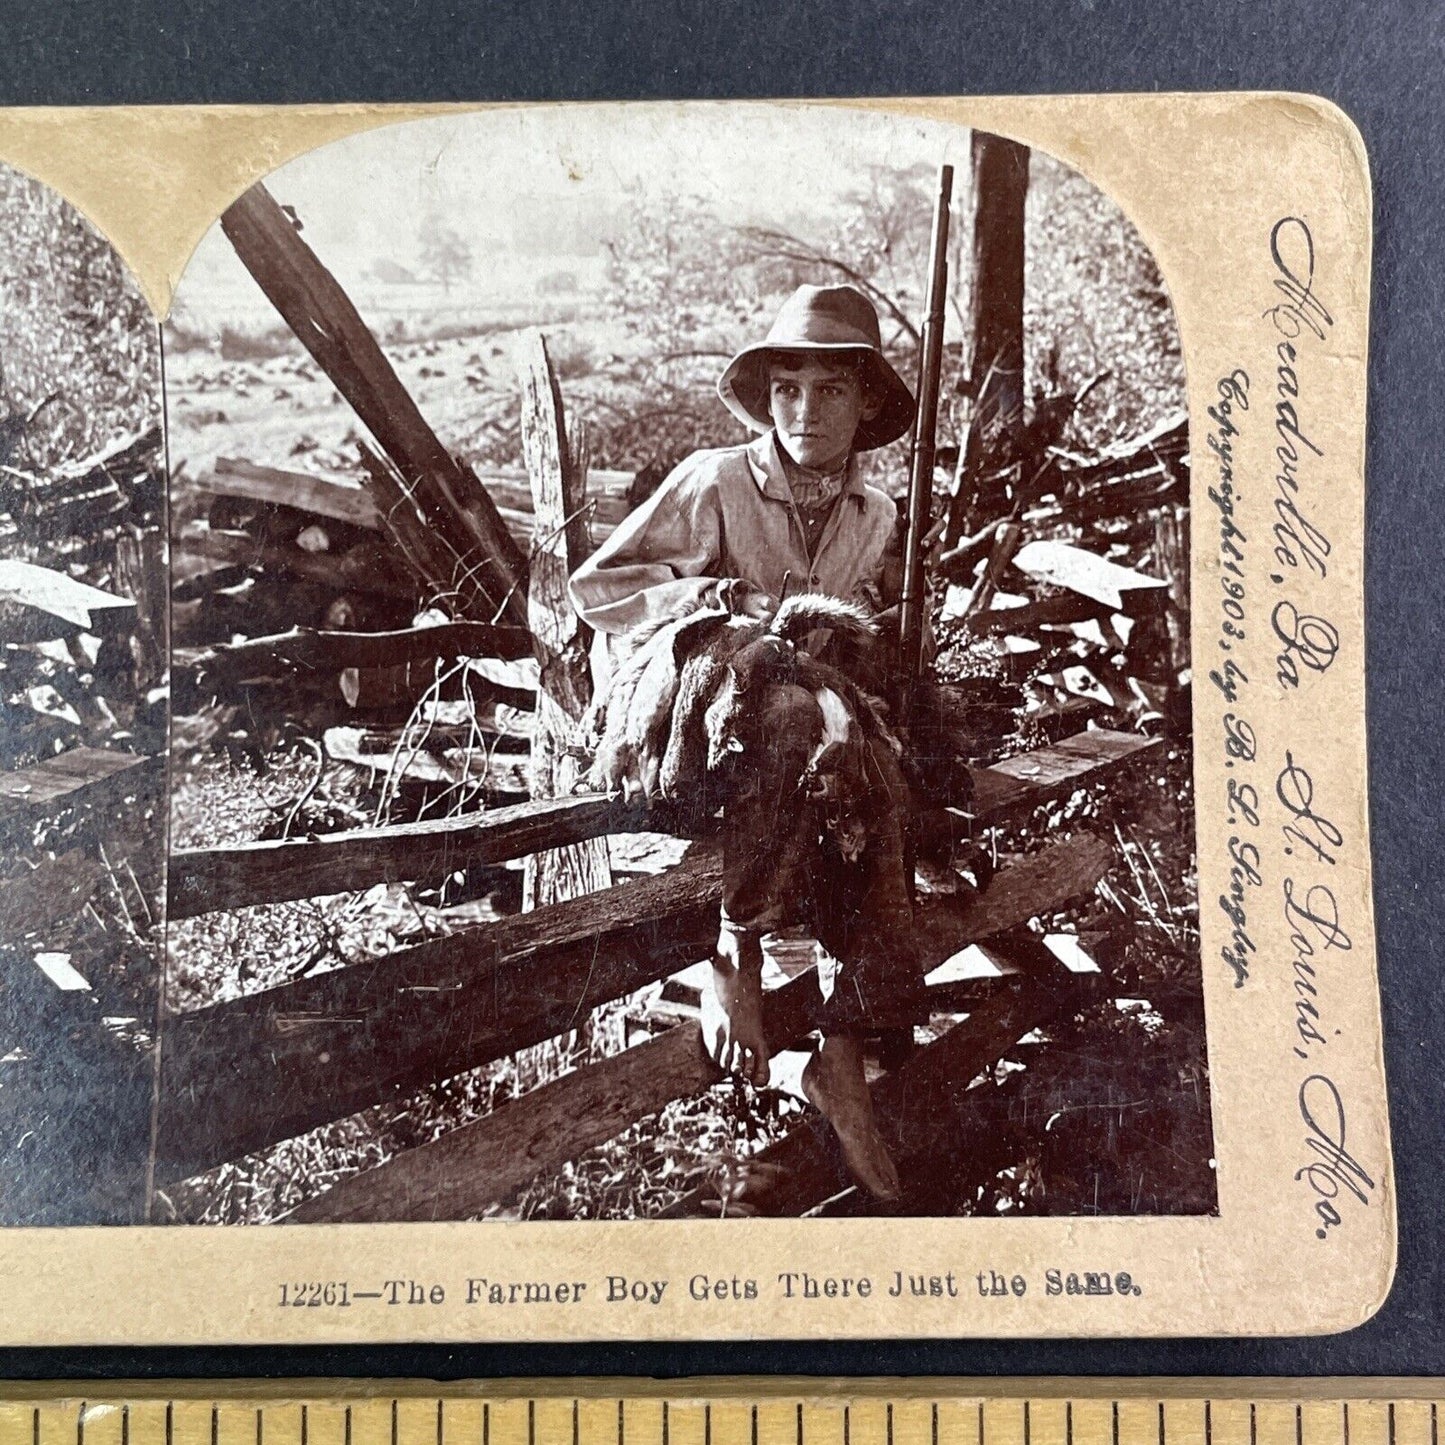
[767, 593, 877, 651]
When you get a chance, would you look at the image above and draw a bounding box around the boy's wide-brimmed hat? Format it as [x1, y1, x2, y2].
[717, 283, 917, 451]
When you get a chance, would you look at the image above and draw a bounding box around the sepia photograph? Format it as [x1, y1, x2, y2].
[0, 162, 167, 1225]
[152, 104, 1210, 1228]
[0, 86, 1393, 1346]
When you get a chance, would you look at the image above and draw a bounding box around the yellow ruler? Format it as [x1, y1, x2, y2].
[0, 1383, 1441, 1445]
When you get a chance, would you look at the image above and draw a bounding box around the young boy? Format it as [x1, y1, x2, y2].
[569, 283, 923, 1201]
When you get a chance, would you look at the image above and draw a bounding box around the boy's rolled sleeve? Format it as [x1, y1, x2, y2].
[569, 456, 729, 635]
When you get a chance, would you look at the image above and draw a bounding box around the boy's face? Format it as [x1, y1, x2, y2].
[768, 354, 880, 473]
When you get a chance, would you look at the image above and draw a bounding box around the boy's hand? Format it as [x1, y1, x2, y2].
[715, 578, 776, 620]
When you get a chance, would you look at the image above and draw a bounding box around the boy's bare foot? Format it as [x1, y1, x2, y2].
[702, 927, 771, 1085]
[803, 1033, 902, 1200]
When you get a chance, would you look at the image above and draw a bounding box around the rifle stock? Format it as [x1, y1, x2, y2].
[897, 164, 953, 725]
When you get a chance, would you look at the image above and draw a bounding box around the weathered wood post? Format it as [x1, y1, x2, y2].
[1142, 502, 1192, 731]
[113, 525, 167, 695]
[516, 330, 612, 919]
[944, 132, 1030, 549]
[219, 183, 528, 624]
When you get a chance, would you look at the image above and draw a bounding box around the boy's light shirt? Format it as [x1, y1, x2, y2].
[570, 430, 899, 637]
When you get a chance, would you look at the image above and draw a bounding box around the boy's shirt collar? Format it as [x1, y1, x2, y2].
[746, 430, 865, 504]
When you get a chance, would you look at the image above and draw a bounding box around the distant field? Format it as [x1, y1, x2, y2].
[164, 283, 670, 485]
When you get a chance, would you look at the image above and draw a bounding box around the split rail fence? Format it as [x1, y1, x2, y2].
[154, 177, 1188, 1221]
[0, 426, 167, 1224]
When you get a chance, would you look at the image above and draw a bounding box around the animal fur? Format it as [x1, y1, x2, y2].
[701, 601, 892, 775]
[587, 590, 888, 805]
[694, 600, 902, 863]
[656, 613, 759, 800]
[799, 685, 874, 862]
[625, 607, 734, 798]
[767, 593, 877, 662]
[585, 582, 769, 798]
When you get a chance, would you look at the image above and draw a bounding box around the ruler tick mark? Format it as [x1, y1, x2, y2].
[34, 1386, 1445, 1445]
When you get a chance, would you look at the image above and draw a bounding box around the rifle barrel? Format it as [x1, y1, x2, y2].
[897, 163, 954, 718]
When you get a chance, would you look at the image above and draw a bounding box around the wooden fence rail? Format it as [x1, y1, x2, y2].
[157, 730, 1158, 1184]
[284, 832, 1114, 1222]
[194, 456, 634, 536]
[173, 525, 418, 601]
[160, 829, 1113, 1192]
[167, 728, 1158, 920]
[166, 792, 654, 920]
[664, 932, 1105, 1219]
[155, 847, 724, 1181]
[220, 184, 527, 623]
[0, 748, 160, 823]
[174, 620, 536, 684]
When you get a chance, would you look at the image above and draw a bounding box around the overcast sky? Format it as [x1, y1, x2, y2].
[175, 102, 978, 319]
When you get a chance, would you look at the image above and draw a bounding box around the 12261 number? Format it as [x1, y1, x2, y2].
[278, 1281, 352, 1307]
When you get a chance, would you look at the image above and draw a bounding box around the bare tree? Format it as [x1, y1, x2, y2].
[418, 213, 474, 294]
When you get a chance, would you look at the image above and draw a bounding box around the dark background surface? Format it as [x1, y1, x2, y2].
[0, 0, 1440, 1383]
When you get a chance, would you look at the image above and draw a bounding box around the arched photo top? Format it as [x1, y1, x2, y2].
[167, 105, 1184, 489]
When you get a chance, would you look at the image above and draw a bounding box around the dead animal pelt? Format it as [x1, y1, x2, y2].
[585, 591, 887, 806]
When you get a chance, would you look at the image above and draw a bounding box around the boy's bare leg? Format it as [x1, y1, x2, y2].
[802, 1032, 901, 1200]
[703, 925, 771, 1085]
